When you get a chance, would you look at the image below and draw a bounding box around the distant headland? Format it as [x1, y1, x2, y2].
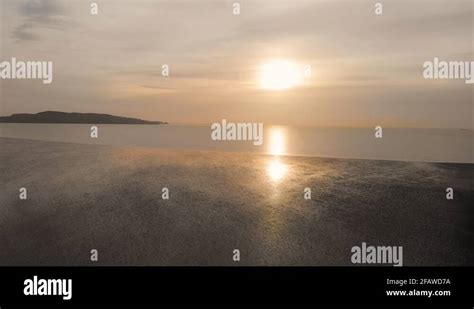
[0, 111, 167, 124]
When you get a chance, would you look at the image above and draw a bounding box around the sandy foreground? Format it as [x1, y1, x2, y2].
[0, 137, 472, 266]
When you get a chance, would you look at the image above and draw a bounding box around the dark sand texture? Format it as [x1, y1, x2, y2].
[0, 137, 472, 266]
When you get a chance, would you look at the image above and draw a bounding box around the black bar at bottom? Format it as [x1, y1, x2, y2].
[0, 267, 471, 307]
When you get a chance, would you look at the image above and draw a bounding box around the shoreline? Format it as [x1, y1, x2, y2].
[0, 136, 472, 165]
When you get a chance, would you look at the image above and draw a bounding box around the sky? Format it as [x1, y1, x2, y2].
[0, 0, 473, 128]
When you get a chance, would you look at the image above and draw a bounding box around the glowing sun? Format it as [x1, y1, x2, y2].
[259, 59, 303, 90]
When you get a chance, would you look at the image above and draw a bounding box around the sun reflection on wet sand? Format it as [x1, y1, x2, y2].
[267, 127, 289, 182]
[267, 158, 287, 182]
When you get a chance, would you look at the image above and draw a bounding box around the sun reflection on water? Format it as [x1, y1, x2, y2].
[268, 128, 286, 156]
[267, 127, 288, 182]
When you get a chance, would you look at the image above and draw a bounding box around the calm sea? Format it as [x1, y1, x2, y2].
[0, 124, 472, 163]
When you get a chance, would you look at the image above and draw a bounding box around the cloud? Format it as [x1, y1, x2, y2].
[12, 22, 38, 41]
[12, 0, 68, 41]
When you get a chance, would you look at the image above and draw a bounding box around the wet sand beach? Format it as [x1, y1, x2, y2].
[0, 137, 472, 266]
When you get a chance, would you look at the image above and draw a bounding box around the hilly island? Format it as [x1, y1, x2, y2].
[0, 111, 167, 124]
